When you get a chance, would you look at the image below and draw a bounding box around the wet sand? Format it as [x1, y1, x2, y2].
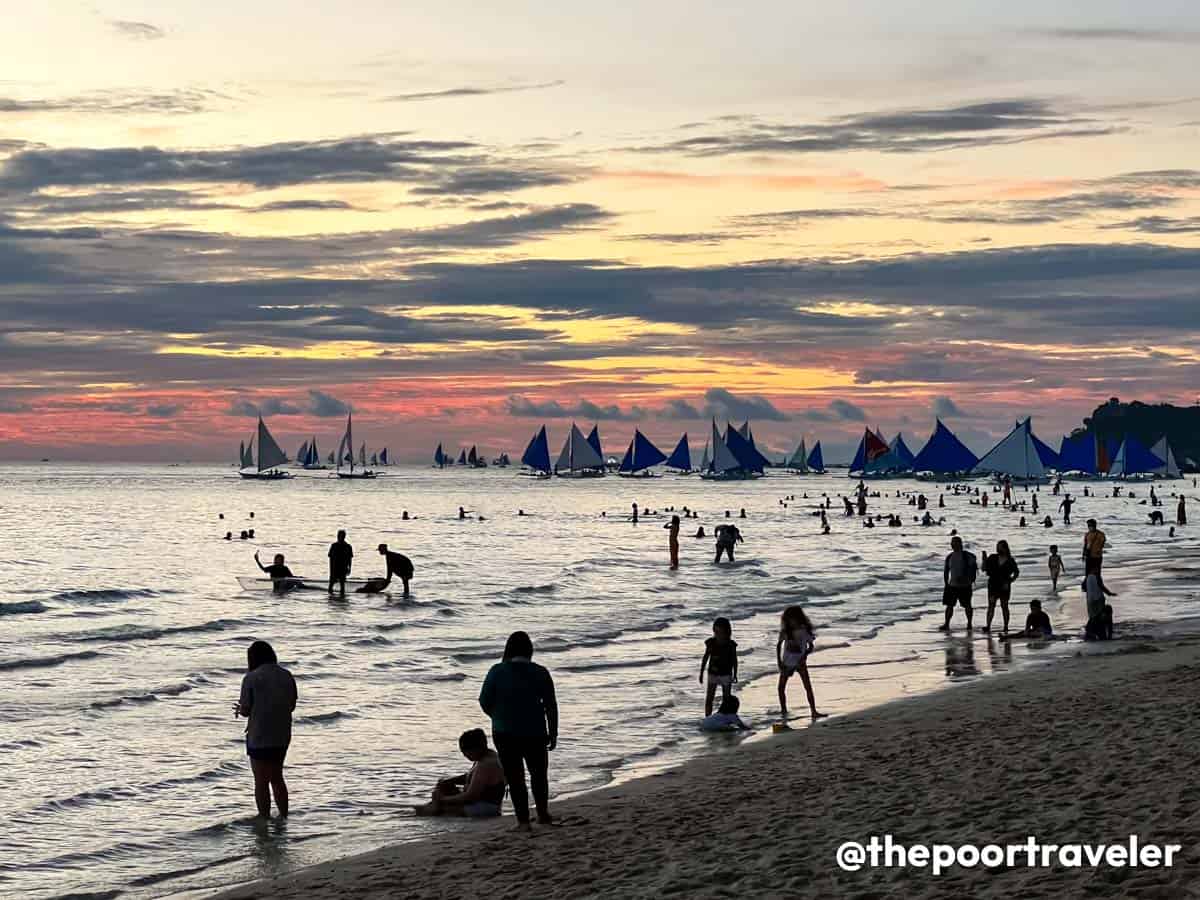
[212, 628, 1200, 899]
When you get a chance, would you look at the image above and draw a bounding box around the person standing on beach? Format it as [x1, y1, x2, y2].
[665, 515, 681, 570]
[939, 536, 977, 632]
[699, 617, 737, 716]
[982, 540, 1019, 633]
[1083, 519, 1106, 576]
[1059, 494, 1074, 526]
[328, 530, 353, 595]
[776, 606, 825, 721]
[234, 640, 297, 819]
[479, 631, 558, 830]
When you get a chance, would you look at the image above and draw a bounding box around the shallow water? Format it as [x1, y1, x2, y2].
[1, 463, 1197, 899]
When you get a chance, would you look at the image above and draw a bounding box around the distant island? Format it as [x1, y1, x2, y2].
[1082, 399, 1200, 471]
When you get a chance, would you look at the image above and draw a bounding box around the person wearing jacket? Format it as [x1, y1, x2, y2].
[479, 631, 558, 830]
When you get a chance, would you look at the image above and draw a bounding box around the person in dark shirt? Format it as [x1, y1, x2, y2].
[255, 552, 295, 593]
[982, 540, 1020, 633]
[1001, 600, 1053, 640]
[327, 530, 353, 596]
[377, 543, 414, 597]
[699, 617, 738, 716]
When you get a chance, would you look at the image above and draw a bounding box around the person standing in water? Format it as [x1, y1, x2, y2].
[631, 502, 639, 524]
[1059, 494, 1074, 526]
[1083, 519, 1106, 576]
[665, 515, 681, 570]
[234, 640, 297, 819]
[254, 551, 294, 592]
[479, 631, 558, 830]
[776, 606, 825, 721]
[376, 544, 414, 598]
[982, 540, 1019, 633]
[940, 536, 978, 632]
[713, 523, 743, 564]
[699, 617, 737, 716]
[328, 530, 353, 595]
[1179, 495, 1188, 526]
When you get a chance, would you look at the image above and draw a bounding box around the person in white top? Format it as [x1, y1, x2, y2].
[776, 606, 827, 722]
[234, 640, 297, 818]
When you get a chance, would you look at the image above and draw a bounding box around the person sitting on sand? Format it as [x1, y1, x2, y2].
[700, 695, 751, 732]
[699, 617, 738, 716]
[414, 728, 506, 818]
[776, 606, 826, 721]
[713, 524, 743, 564]
[1001, 599, 1053, 640]
[255, 552, 295, 593]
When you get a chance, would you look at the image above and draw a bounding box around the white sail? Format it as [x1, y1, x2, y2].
[337, 413, 353, 471]
[555, 422, 603, 472]
[700, 440, 711, 470]
[359, 443, 367, 466]
[239, 439, 254, 469]
[1152, 437, 1181, 478]
[972, 419, 1044, 479]
[711, 419, 740, 473]
[256, 418, 288, 472]
[788, 439, 809, 471]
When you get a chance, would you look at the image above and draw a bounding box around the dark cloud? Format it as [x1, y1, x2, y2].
[639, 99, 1119, 158]
[658, 398, 703, 419]
[703, 389, 788, 422]
[828, 399, 867, 421]
[382, 81, 564, 102]
[306, 390, 349, 417]
[10, 188, 239, 216]
[146, 403, 182, 417]
[932, 396, 969, 419]
[0, 399, 32, 413]
[249, 200, 357, 213]
[108, 20, 166, 40]
[505, 394, 642, 420]
[0, 89, 222, 116]
[1031, 27, 1200, 43]
[229, 397, 303, 417]
[1100, 215, 1200, 234]
[409, 166, 580, 196]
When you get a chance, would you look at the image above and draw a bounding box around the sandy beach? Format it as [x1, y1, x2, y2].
[211, 627, 1200, 899]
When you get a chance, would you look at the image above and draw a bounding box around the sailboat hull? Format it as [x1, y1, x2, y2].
[617, 471, 661, 478]
[239, 470, 292, 480]
[336, 470, 378, 479]
[554, 469, 605, 479]
[699, 470, 764, 481]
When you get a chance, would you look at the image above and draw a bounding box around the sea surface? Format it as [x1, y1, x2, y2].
[1, 463, 1198, 899]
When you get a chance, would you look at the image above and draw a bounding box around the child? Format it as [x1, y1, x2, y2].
[700, 695, 751, 732]
[699, 617, 738, 716]
[1047, 544, 1064, 592]
[776, 606, 826, 721]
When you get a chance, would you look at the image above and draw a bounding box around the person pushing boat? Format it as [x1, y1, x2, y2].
[255, 551, 296, 593]
[368, 544, 414, 598]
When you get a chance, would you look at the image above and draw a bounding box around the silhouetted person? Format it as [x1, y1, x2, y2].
[375, 543, 414, 597]
[1059, 494, 1074, 526]
[328, 529, 353, 595]
[1179, 496, 1188, 526]
[479, 631, 558, 830]
[714, 523, 743, 564]
[666, 515, 681, 570]
[940, 536, 978, 632]
[234, 640, 296, 819]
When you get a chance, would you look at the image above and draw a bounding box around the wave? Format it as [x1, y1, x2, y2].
[559, 656, 665, 673]
[514, 584, 557, 595]
[0, 599, 47, 615]
[48, 588, 161, 603]
[810, 653, 922, 669]
[72, 618, 243, 644]
[88, 674, 212, 710]
[0, 650, 103, 672]
[295, 710, 355, 725]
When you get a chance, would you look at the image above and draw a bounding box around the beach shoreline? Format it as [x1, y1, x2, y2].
[208, 620, 1200, 899]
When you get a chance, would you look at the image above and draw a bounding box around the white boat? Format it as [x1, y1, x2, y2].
[336, 412, 377, 479]
[237, 575, 377, 592]
[239, 418, 292, 479]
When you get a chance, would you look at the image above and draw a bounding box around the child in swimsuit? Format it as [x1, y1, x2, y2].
[699, 617, 738, 716]
[776, 605, 826, 722]
[1047, 545, 1064, 592]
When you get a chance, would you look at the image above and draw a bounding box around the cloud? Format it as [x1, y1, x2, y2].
[409, 166, 580, 196]
[146, 403, 182, 417]
[0, 89, 223, 116]
[638, 99, 1119, 158]
[382, 80, 564, 103]
[108, 20, 166, 40]
[306, 390, 349, 417]
[828, 399, 866, 421]
[505, 395, 642, 420]
[932, 396, 969, 419]
[229, 397, 303, 417]
[658, 398, 703, 419]
[702, 389, 788, 422]
[1100, 215, 1200, 234]
[1030, 27, 1200, 43]
[249, 200, 357, 213]
[0, 399, 32, 413]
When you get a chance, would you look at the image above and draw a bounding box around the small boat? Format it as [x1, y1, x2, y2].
[237, 575, 377, 593]
[433, 443, 448, 468]
[665, 433, 693, 475]
[335, 412, 377, 479]
[554, 423, 606, 478]
[467, 445, 487, 468]
[457, 448, 468, 466]
[302, 436, 328, 470]
[700, 419, 765, 480]
[972, 419, 1050, 484]
[492, 452, 511, 467]
[379, 448, 390, 466]
[239, 418, 292, 479]
[519, 426, 553, 478]
[618, 429, 666, 478]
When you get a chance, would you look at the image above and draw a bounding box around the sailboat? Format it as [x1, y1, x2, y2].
[370, 452, 378, 467]
[467, 445, 487, 468]
[295, 440, 309, 468]
[379, 448, 389, 466]
[700, 419, 763, 480]
[519, 426, 552, 478]
[1056, 431, 1107, 478]
[665, 433, 693, 474]
[786, 439, 809, 474]
[1108, 436, 1164, 480]
[912, 420, 977, 477]
[336, 412, 377, 479]
[326, 450, 335, 465]
[554, 423, 605, 477]
[806, 441, 825, 473]
[699, 440, 711, 472]
[239, 417, 292, 479]
[433, 443, 448, 468]
[618, 430, 667, 478]
[1151, 437, 1181, 478]
[457, 448, 468, 466]
[301, 436, 327, 469]
[972, 419, 1048, 483]
[848, 428, 906, 478]
[492, 451, 511, 467]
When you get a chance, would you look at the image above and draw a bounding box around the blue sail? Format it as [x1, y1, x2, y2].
[849, 433, 866, 472]
[724, 424, 768, 473]
[1111, 435, 1165, 476]
[1105, 437, 1121, 468]
[1030, 426, 1059, 469]
[665, 433, 691, 470]
[618, 429, 668, 472]
[890, 433, 917, 469]
[912, 420, 978, 474]
[806, 441, 824, 472]
[1057, 432, 1097, 474]
[586, 425, 603, 461]
[434, 443, 445, 466]
[379, 448, 389, 465]
[521, 426, 551, 473]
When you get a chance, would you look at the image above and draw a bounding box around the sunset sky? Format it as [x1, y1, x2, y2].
[3, 2, 1200, 462]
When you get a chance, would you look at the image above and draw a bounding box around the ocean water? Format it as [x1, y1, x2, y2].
[1, 463, 1198, 899]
